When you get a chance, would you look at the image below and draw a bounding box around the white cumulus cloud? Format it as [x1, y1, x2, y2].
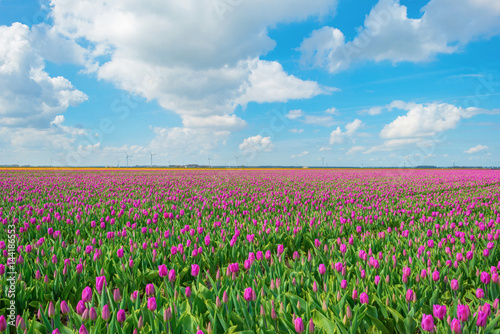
[239, 135, 274, 154]
[300, 0, 500, 72]
[329, 119, 363, 144]
[465, 144, 488, 154]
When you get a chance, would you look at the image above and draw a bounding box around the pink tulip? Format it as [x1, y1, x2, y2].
[117, 309, 126, 323]
[457, 305, 470, 322]
[433, 305, 446, 320]
[318, 264, 326, 275]
[102, 305, 110, 321]
[480, 272, 491, 284]
[421, 314, 434, 332]
[82, 286, 92, 303]
[406, 289, 414, 302]
[146, 284, 155, 296]
[191, 264, 200, 277]
[294, 317, 304, 333]
[360, 292, 369, 304]
[450, 318, 461, 333]
[158, 264, 168, 277]
[96, 276, 107, 294]
[147, 297, 157, 311]
[168, 269, 176, 282]
[244, 287, 253, 302]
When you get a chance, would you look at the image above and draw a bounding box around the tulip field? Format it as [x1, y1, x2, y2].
[1, 168, 500, 334]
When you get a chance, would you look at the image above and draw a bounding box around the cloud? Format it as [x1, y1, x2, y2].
[0, 23, 87, 128]
[286, 109, 305, 120]
[291, 151, 309, 158]
[380, 102, 479, 138]
[361, 106, 384, 116]
[0, 23, 88, 164]
[319, 147, 331, 152]
[325, 107, 338, 114]
[345, 119, 363, 135]
[329, 119, 363, 144]
[329, 127, 344, 144]
[299, 0, 500, 72]
[289, 128, 304, 133]
[49, 0, 335, 137]
[182, 114, 246, 130]
[465, 144, 488, 153]
[303, 115, 336, 127]
[235, 60, 329, 106]
[239, 135, 274, 154]
[346, 146, 365, 155]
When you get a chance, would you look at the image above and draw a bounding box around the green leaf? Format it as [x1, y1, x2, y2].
[485, 312, 500, 334]
[366, 314, 390, 334]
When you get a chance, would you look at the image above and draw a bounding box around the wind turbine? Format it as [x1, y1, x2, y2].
[208, 156, 212, 168]
[234, 155, 239, 167]
[149, 152, 156, 167]
[125, 153, 132, 167]
[117, 159, 120, 168]
[321, 157, 325, 167]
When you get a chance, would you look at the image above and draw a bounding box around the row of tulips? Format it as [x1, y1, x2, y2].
[0, 169, 499, 333]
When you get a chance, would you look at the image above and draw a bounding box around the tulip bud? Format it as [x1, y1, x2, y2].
[102, 305, 110, 321]
[207, 322, 213, 334]
[271, 308, 277, 320]
[309, 318, 315, 334]
[89, 307, 97, 321]
[222, 291, 228, 304]
[48, 302, 55, 318]
[216, 296, 222, 308]
[164, 307, 172, 321]
[82, 309, 89, 321]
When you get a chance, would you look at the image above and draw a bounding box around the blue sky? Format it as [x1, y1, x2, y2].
[0, 0, 499, 167]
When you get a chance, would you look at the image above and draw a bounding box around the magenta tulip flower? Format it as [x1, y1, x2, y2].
[476, 311, 488, 327]
[191, 264, 200, 277]
[450, 318, 461, 333]
[102, 304, 110, 321]
[96, 276, 107, 294]
[480, 272, 491, 284]
[0, 316, 6, 332]
[79, 324, 89, 334]
[158, 264, 168, 277]
[244, 287, 253, 302]
[294, 317, 305, 333]
[318, 264, 326, 275]
[168, 269, 176, 282]
[117, 309, 126, 323]
[360, 292, 369, 304]
[406, 289, 414, 302]
[421, 314, 434, 332]
[145, 283, 155, 296]
[82, 286, 92, 303]
[147, 297, 157, 311]
[60, 301, 70, 315]
[457, 305, 470, 322]
[433, 305, 446, 320]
